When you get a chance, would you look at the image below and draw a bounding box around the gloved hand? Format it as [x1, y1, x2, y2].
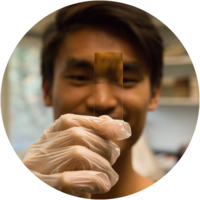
[23, 114, 131, 198]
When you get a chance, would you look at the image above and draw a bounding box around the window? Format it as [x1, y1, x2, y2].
[6, 37, 53, 155]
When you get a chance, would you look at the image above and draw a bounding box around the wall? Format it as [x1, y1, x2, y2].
[143, 105, 199, 153]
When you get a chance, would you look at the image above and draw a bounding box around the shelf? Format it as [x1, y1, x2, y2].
[158, 97, 199, 106]
[164, 55, 192, 66]
[163, 55, 195, 77]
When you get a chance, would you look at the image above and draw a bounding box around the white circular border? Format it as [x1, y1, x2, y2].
[0, 0, 200, 199]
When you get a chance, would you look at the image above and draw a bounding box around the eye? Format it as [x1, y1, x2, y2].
[122, 77, 141, 88]
[68, 76, 90, 81]
[123, 78, 138, 83]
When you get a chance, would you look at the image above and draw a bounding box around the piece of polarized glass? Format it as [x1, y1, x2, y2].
[94, 52, 123, 120]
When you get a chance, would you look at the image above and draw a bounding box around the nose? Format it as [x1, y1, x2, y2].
[86, 84, 119, 116]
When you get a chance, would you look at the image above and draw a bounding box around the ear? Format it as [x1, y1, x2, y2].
[42, 78, 52, 107]
[148, 84, 161, 111]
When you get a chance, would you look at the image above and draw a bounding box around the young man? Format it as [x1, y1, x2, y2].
[23, 1, 163, 198]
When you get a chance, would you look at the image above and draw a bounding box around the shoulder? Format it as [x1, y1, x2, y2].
[134, 172, 155, 192]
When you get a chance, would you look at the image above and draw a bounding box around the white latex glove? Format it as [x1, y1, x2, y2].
[23, 114, 131, 198]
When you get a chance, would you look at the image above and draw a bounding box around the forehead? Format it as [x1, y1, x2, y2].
[56, 27, 141, 64]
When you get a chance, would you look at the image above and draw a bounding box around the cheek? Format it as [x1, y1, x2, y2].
[123, 78, 151, 114]
[122, 80, 151, 139]
[51, 79, 93, 118]
[123, 87, 150, 116]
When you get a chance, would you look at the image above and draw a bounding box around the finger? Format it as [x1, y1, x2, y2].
[45, 114, 131, 140]
[40, 127, 120, 165]
[32, 170, 111, 196]
[60, 171, 111, 196]
[24, 146, 119, 187]
[79, 192, 91, 199]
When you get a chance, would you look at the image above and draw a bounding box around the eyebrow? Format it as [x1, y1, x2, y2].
[123, 62, 142, 71]
[65, 58, 143, 73]
[66, 58, 94, 70]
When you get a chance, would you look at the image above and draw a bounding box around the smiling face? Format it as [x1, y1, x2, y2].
[42, 27, 160, 151]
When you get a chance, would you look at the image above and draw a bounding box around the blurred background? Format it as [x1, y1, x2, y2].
[1, 8, 199, 182]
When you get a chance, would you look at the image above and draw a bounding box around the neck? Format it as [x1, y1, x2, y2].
[92, 148, 154, 199]
[110, 148, 138, 198]
[92, 148, 135, 199]
[113, 147, 134, 182]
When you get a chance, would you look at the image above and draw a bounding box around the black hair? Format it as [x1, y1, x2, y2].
[41, 1, 163, 89]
